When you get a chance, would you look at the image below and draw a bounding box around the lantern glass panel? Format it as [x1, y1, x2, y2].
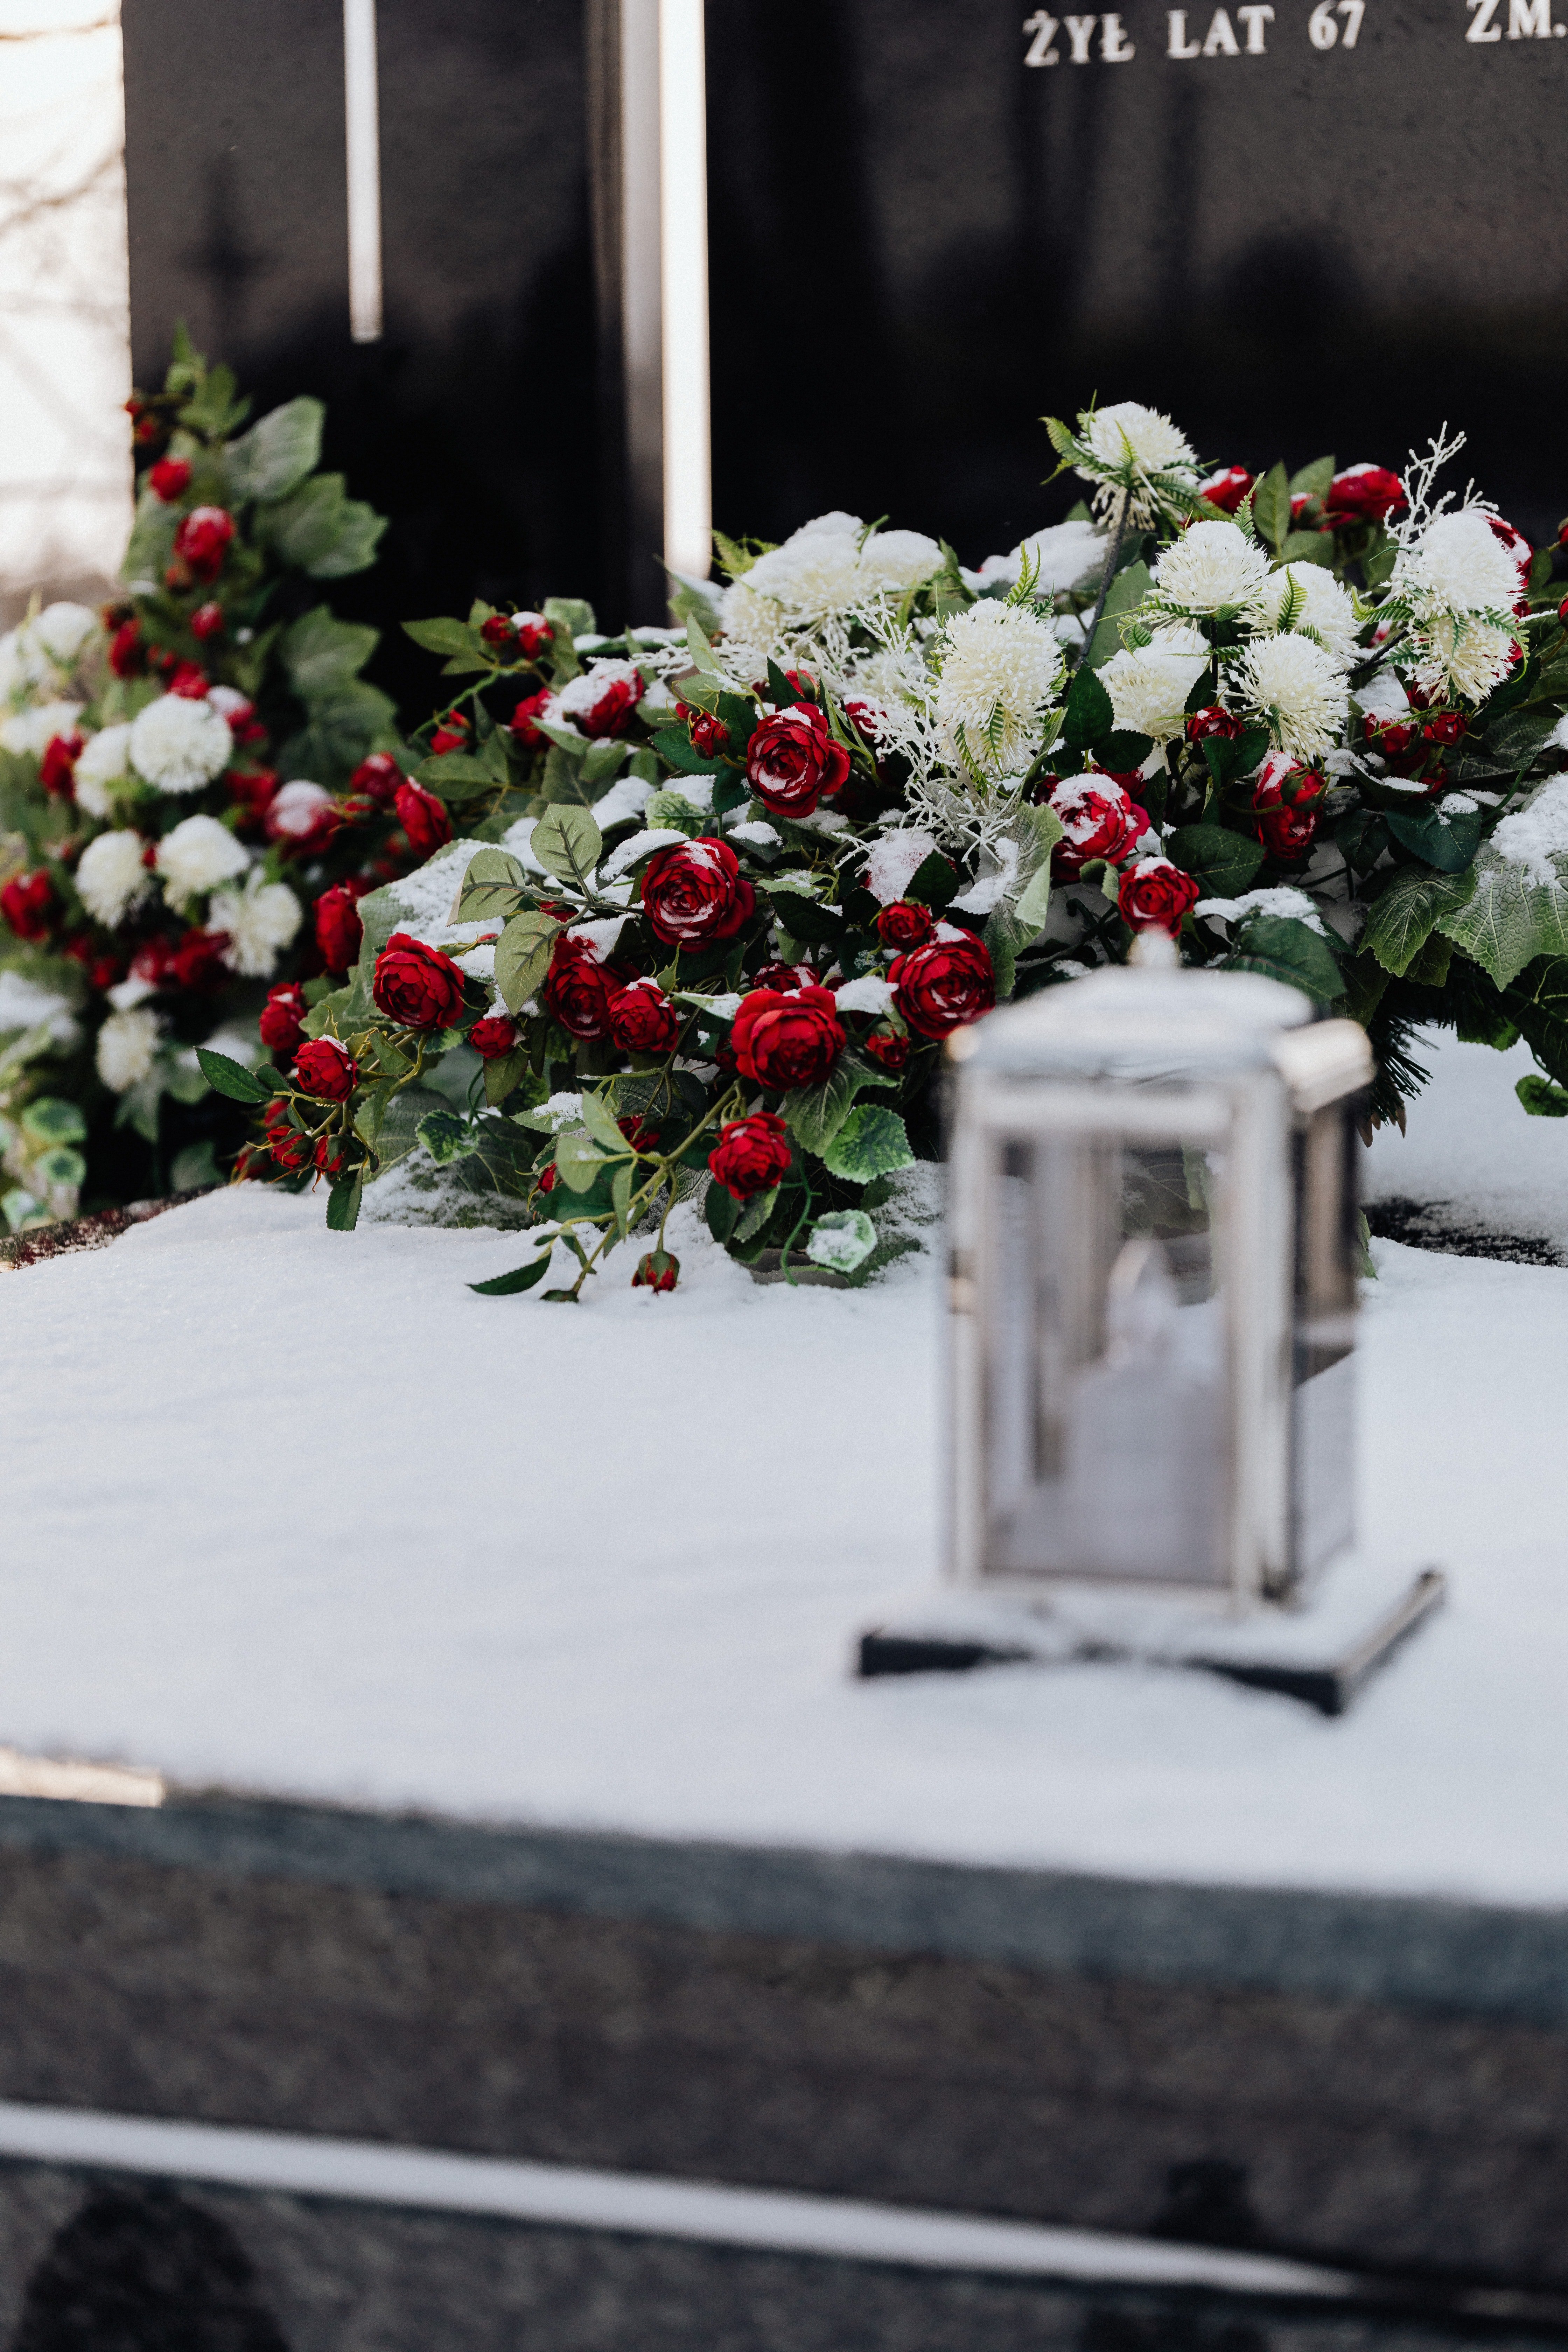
[1290, 1098, 1359, 1577]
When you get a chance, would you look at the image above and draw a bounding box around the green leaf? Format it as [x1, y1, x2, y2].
[733, 1184, 780, 1244]
[1098, 729, 1155, 770]
[1224, 914, 1343, 1002]
[225, 395, 323, 504]
[495, 911, 560, 1013]
[326, 1172, 364, 1231]
[554, 1127, 609, 1192]
[1499, 957, 1568, 1082]
[470, 1247, 555, 1296]
[415, 1109, 477, 1165]
[306, 497, 385, 578]
[705, 1180, 740, 1244]
[650, 726, 728, 777]
[19, 1096, 86, 1146]
[1278, 530, 1336, 568]
[1164, 823, 1265, 897]
[1384, 804, 1485, 874]
[404, 616, 482, 659]
[819, 1104, 915, 1182]
[578, 1087, 629, 1153]
[1517, 1073, 1568, 1117]
[902, 853, 961, 910]
[413, 753, 494, 796]
[1085, 558, 1153, 671]
[1482, 707, 1558, 772]
[1062, 660, 1115, 752]
[1253, 461, 1291, 554]
[611, 1160, 634, 1237]
[1438, 850, 1568, 990]
[455, 848, 530, 922]
[257, 472, 355, 571]
[1403, 927, 1453, 988]
[169, 1141, 219, 1192]
[762, 888, 844, 947]
[281, 605, 379, 699]
[1362, 865, 1475, 976]
[1288, 455, 1335, 499]
[483, 1044, 533, 1107]
[365, 1084, 447, 1167]
[532, 804, 603, 885]
[781, 1050, 897, 1154]
[195, 1048, 271, 1104]
[645, 789, 707, 835]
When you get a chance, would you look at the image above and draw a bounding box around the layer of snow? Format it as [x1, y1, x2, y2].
[1363, 1024, 1568, 1250]
[2, 1151, 1567, 1908]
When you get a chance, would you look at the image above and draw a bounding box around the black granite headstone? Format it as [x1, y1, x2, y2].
[706, 0, 1568, 554]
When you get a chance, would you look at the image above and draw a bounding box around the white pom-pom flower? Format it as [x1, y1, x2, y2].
[1017, 518, 1106, 593]
[96, 1006, 161, 1093]
[1073, 402, 1199, 522]
[1411, 614, 1518, 705]
[209, 871, 302, 976]
[857, 529, 944, 598]
[76, 828, 153, 927]
[72, 722, 135, 818]
[155, 812, 250, 903]
[1258, 562, 1362, 662]
[739, 527, 865, 624]
[1150, 521, 1272, 617]
[1232, 631, 1349, 761]
[0, 699, 83, 757]
[31, 602, 98, 664]
[129, 693, 233, 794]
[1395, 510, 1521, 618]
[935, 600, 1066, 776]
[1099, 626, 1211, 741]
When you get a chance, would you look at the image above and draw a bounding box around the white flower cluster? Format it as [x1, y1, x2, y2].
[0, 601, 98, 708]
[1070, 402, 1200, 526]
[719, 512, 944, 650]
[128, 692, 233, 793]
[934, 600, 1066, 780]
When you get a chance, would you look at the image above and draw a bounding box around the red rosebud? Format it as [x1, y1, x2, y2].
[1199, 466, 1253, 515]
[1118, 857, 1202, 932]
[39, 731, 84, 797]
[534, 1161, 560, 1194]
[607, 975, 680, 1054]
[294, 1036, 359, 1100]
[168, 661, 210, 699]
[1325, 465, 1406, 526]
[749, 961, 816, 992]
[109, 620, 145, 678]
[1363, 715, 1417, 759]
[190, 601, 225, 643]
[861, 1028, 910, 1071]
[229, 768, 280, 828]
[731, 983, 846, 1091]
[480, 614, 518, 653]
[844, 697, 884, 747]
[372, 931, 468, 1029]
[510, 690, 553, 750]
[63, 933, 122, 993]
[1488, 516, 1532, 582]
[314, 878, 370, 973]
[430, 712, 471, 755]
[632, 1248, 679, 1292]
[543, 936, 616, 1039]
[514, 612, 554, 660]
[1185, 705, 1242, 743]
[172, 926, 231, 990]
[746, 702, 850, 817]
[149, 456, 191, 503]
[131, 936, 178, 987]
[1049, 777, 1151, 878]
[679, 704, 730, 758]
[259, 981, 309, 1055]
[393, 779, 453, 861]
[469, 1013, 519, 1060]
[640, 835, 756, 948]
[172, 504, 234, 582]
[1421, 711, 1466, 746]
[349, 751, 404, 805]
[1253, 760, 1326, 860]
[314, 1134, 351, 1178]
[0, 869, 53, 941]
[618, 1113, 662, 1152]
[876, 899, 935, 950]
[889, 932, 996, 1040]
[708, 1111, 792, 1200]
[266, 778, 341, 855]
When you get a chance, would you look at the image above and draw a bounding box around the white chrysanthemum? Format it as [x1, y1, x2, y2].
[210, 872, 302, 977]
[857, 529, 944, 598]
[741, 528, 865, 623]
[96, 1007, 161, 1093]
[129, 693, 233, 794]
[1394, 509, 1520, 617]
[716, 576, 782, 647]
[31, 601, 98, 664]
[1017, 518, 1106, 593]
[794, 510, 866, 538]
[1259, 563, 1362, 662]
[935, 600, 1066, 775]
[1074, 402, 1199, 522]
[1410, 614, 1517, 705]
[72, 722, 135, 818]
[155, 812, 250, 903]
[0, 699, 83, 756]
[1100, 626, 1210, 741]
[1232, 631, 1349, 761]
[76, 828, 153, 927]
[1151, 521, 1272, 616]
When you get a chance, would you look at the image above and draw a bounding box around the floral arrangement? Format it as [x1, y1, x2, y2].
[0, 332, 421, 1228]
[216, 395, 1568, 1296]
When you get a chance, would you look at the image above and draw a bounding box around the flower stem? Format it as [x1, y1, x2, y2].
[1079, 488, 1131, 665]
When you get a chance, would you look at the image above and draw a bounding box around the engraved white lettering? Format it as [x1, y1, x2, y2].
[1022, 9, 1062, 62]
[1167, 7, 1203, 49]
[1507, 0, 1551, 34]
[1100, 12, 1138, 56]
[1236, 5, 1274, 48]
[1465, 0, 1503, 39]
[1336, 0, 1365, 44]
[1202, 7, 1241, 51]
[1063, 13, 1100, 58]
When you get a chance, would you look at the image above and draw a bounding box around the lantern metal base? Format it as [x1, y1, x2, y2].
[856, 1556, 1446, 1718]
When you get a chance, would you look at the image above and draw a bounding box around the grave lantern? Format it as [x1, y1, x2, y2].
[945, 957, 1372, 1610]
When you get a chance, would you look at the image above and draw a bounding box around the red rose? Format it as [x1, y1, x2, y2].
[708, 1111, 792, 1200]
[890, 932, 995, 1040]
[314, 1134, 351, 1178]
[681, 704, 730, 758]
[149, 456, 191, 503]
[263, 1101, 312, 1172]
[1185, 705, 1242, 743]
[430, 712, 470, 756]
[1118, 857, 1202, 932]
[394, 779, 453, 861]
[876, 899, 935, 950]
[749, 960, 816, 991]
[109, 620, 145, 678]
[63, 933, 122, 993]
[173, 504, 234, 581]
[511, 690, 553, 750]
[1049, 777, 1150, 878]
[640, 835, 756, 947]
[1421, 711, 1466, 747]
[349, 752, 404, 805]
[607, 976, 680, 1053]
[746, 702, 850, 818]
[0, 870, 53, 941]
[514, 611, 554, 660]
[314, 879, 370, 972]
[229, 768, 280, 827]
[267, 779, 340, 854]
[536, 1162, 559, 1194]
[294, 1037, 359, 1100]
[259, 981, 308, 1054]
[373, 931, 468, 1029]
[190, 601, 225, 643]
[632, 1248, 680, 1291]
[168, 661, 210, 699]
[1325, 465, 1405, 526]
[731, 983, 845, 1091]
[1363, 715, 1416, 759]
[544, 936, 616, 1039]
[172, 927, 230, 990]
[1253, 760, 1327, 861]
[39, 731, 83, 796]
[862, 1028, 910, 1071]
[131, 936, 177, 988]
[480, 614, 518, 653]
[560, 662, 642, 739]
[1199, 466, 1253, 515]
[470, 1013, 519, 1059]
[844, 697, 885, 746]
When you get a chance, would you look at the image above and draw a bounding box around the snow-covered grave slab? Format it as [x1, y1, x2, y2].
[3, 1026, 1567, 1915]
